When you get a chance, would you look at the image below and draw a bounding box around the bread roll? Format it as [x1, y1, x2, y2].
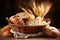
[36, 16, 43, 21]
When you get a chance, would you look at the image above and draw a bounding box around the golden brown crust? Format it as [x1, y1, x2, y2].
[2, 30, 12, 37]
[10, 15, 25, 26]
[1, 25, 12, 33]
[1, 25, 13, 37]
[43, 26, 60, 37]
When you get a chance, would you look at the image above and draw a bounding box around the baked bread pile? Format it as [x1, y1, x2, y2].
[1, 1, 60, 38]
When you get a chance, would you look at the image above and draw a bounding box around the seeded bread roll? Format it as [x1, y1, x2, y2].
[43, 25, 60, 37]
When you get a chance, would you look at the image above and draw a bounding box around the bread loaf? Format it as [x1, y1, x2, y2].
[43, 25, 60, 37]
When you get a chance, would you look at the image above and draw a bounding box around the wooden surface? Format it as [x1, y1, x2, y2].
[0, 37, 60, 40]
[0, 28, 60, 40]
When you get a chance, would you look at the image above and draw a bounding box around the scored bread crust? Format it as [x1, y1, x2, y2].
[10, 15, 25, 26]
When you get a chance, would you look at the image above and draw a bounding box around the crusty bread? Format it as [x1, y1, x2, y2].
[43, 25, 60, 37]
[16, 12, 35, 20]
[2, 30, 12, 37]
[1, 25, 12, 33]
[10, 15, 25, 26]
[1, 25, 12, 37]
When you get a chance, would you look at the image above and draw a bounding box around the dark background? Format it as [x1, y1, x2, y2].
[0, 0, 60, 28]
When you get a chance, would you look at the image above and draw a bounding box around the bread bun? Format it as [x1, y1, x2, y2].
[36, 16, 43, 21]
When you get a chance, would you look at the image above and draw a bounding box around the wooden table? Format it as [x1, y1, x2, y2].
[0, 37, 60, 40]
[0, 28, 60, 40]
